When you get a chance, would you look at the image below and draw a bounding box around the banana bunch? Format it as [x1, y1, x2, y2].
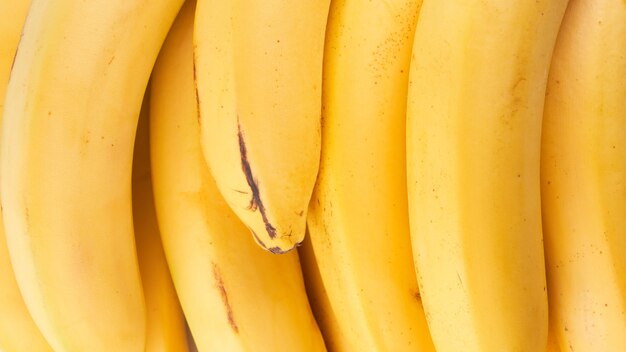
[1, 0, 625, 351]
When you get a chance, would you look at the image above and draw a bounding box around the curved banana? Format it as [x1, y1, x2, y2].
[305, 0, 434, 350]
[406, 1, 568, 351]
[193, 0, 330, 253]
[541, 0, 626, 350]
[298, 232, 345, 352]
[150, 2, 326, 350]
[0, 1, 53, 351]
[0, 0, 183, 350]
[132, 92, 188, 352]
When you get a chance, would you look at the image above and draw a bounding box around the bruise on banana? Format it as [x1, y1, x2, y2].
[412, 289, 421, 302]
[192, 59, 202, 125]
[250, 229, 287, 255]
[9, 47, 18, 75]
[237, 119, 279, 240]
[212, 263, 238, 333]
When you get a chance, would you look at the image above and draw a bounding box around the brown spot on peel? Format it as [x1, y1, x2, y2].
[250, 229, 290, 254]
[268, 246, 287, 254]
[237, 119, 278, 240]
[412, 290, 421, 301]
[246, 197, 258, 212]
[250, 229, 266, 248]
[192, 51, 202, 126]
[212, 264, 238, 333]
[9, 28, 25, 75]
[9, 49, 18, 75]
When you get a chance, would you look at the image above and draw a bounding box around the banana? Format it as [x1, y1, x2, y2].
[150, 2, 326, 350]
[193, 0, 330, 253]
[298, 231, 344, 352]
[0, 1, 53, 351]
[304, 0, 434, 350]
[132, 91, 189, 352]
[406, 1, 569, 351]
[0, 0, 183, 350]
[541, 0, 626, 350]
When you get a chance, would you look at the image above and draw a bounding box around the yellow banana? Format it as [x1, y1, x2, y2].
[541, 0, 626, 350]
[132, 91, 189, 352]
[0, 0, 183, 350]
[0, 1, 53, 351]
[305, 0, 434, 350]
[193, 0, 330, 253]
[406, 1, 568, 351]
[298, 231, 344, 352]
[150, 2, 326, 350]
